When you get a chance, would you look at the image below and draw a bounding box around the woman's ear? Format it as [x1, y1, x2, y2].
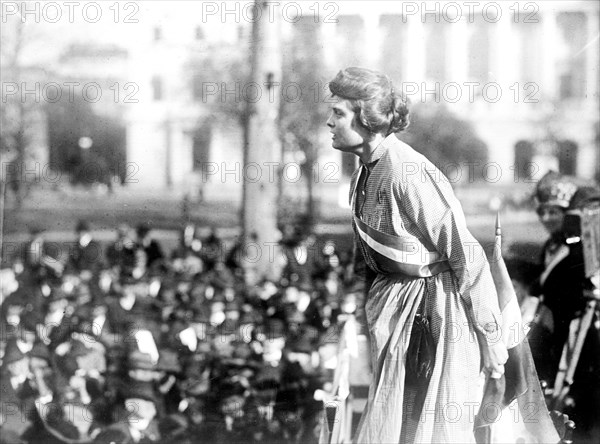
[352, 113, 374, 141]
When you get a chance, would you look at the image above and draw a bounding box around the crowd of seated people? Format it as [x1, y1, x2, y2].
[2, 173, 599, 444]
[0, 221, 363, 444]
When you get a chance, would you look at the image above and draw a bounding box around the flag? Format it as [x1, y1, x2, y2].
[318, 315, 359, 444]
[474, 213, 560, 443]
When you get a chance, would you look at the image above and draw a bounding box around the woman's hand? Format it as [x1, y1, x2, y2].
[483, 341, 509, 379]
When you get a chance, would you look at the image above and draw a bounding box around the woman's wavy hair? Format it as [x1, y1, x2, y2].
[329, 67, 409, 136]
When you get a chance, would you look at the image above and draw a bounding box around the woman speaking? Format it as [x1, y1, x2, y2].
[325, 67, 508, 443]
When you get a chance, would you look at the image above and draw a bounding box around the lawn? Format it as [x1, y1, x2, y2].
[2, 184, 547, 265]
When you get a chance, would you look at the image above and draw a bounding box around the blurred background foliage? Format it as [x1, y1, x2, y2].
[401, 103, 489, 180]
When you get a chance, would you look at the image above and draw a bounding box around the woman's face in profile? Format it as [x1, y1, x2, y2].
[536, 204, 565, 235]
[326, 97, 369, 153]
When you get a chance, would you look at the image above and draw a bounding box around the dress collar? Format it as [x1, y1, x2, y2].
[360, 134, 395, 168]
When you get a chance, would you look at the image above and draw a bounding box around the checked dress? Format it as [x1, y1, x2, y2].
[350, 134, 503, 444]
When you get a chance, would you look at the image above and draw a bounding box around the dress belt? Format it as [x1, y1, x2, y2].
[354, 215, 451, 278]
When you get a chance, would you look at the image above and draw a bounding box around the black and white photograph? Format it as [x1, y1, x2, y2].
[1, 1, 599, 443]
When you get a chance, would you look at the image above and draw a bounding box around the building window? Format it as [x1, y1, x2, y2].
[514, 140, 534, 180]
[195, 26, 204, 40]
[379, 15, 407, 81]
[153, 26, 162, 42]
[152, 77, 163, 101]
[468, 19, 490, 82]
[557, 140, 578, 175]
[514, 15, 542, 84]
[192, 121, 212, 171]
[556, 12, 587, 99]
[335, 15, 365, 67]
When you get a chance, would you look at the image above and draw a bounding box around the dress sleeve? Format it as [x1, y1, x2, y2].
[397, 165, 502, 343]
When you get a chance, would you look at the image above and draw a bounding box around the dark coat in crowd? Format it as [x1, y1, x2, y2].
[530, 235, 587, 382]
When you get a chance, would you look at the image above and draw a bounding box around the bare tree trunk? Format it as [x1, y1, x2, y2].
[165, 117, 172, 189]
[9, 16, 26, 210]
[242, 0, 283, 285]
[0, 179, 5, 258]
[241, 114, 249, 231]
[15, 99, 26, 209]
[305, 141, 317, 231]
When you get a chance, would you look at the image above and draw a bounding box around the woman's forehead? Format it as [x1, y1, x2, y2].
[330, 97, 353, 113]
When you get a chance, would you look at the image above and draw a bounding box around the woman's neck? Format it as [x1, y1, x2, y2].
[358, 133, 386, 165]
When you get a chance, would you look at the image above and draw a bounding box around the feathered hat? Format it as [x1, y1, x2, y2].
[535, 171, 578, 209]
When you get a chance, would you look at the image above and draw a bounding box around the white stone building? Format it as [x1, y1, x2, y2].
[9, 1, 598, 200]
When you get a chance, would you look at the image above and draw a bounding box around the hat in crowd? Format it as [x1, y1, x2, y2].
[122, 270, 144, 285]
[157, 349, 181, 373]
[535, 171, 578, 209]
[285, 307, 305, 325]
[265, 318, 286, 340]
[18, 311, 39, 334]
[345, 280, 365, 296]
[222, 341, 258, 369]
[320, 325, 340, 345]
[568, 185, 600, 211]
[225, 300, 240, 313]
[230, 341, 252, 360]
[158, 414, 188, 439]
[30, 339, 51, 362]
[48, 286, 70, 303]
[298, 281, 313, 293]
[239, 310, 259, 326]
[195, 340, 212, 355]
[92, 428, 129, 444]
[210, 273, 234, 292]
[218, 378, 247, 400]
[136, 222, 151, 238]
[254, 363, 281, 387]
[122, 380, 157, 403]
[217, 318, 238, 337]
[69, 339, 91, 358]
[287, 326, 319, 354]
[2, 339, 27, 366]
[75, 220, 91, 233]
[128, 350, 156, 371]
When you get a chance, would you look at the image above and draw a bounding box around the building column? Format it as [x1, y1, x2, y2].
[490, 12, 516, 95]
[404, 15, 425, 83]
[447, 17, 468, 111]
[585, 11, 599, 107]
[362, 11, 380, 68]
[577, 10, 600, 179]
[540, 9, 558, 101]
[448, 18, 468, 83]
[488, 13, 516, 182]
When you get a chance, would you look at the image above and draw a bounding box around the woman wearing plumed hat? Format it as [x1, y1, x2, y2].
[531, 175, 600, 442]
[529, 171, 585, 384]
